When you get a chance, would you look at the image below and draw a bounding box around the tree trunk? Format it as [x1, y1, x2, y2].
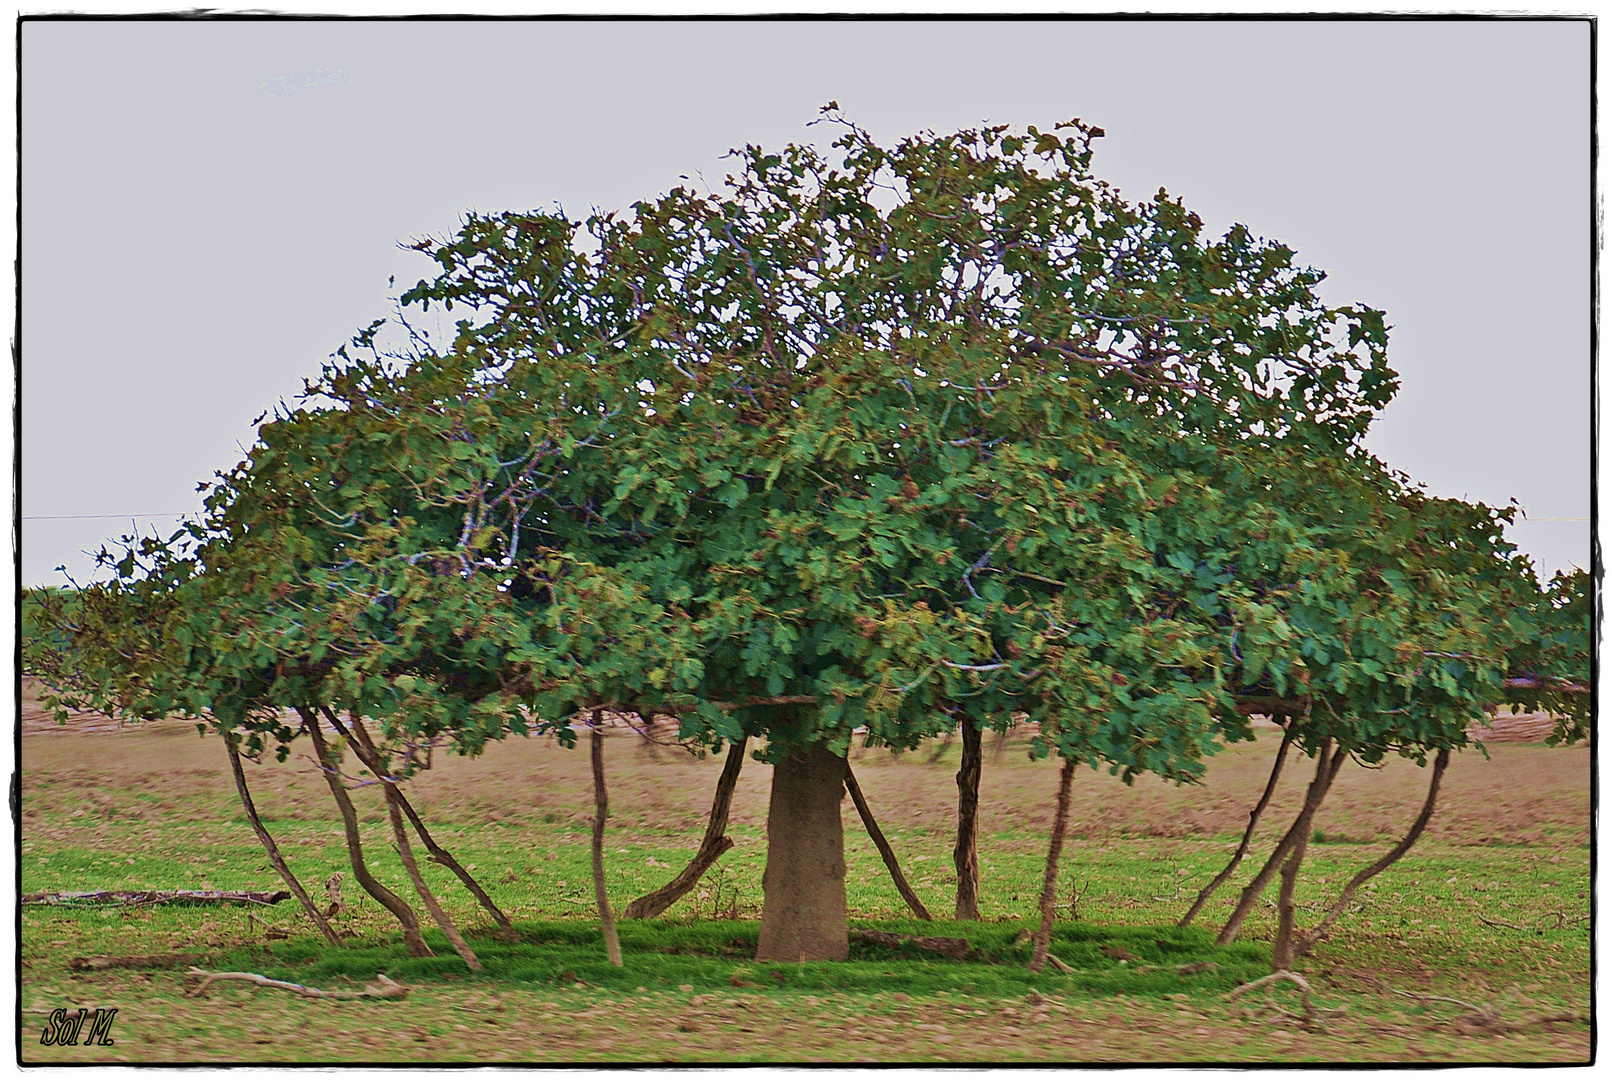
[223, 736, 341, 946]
[590, 714, 623, 967]
[336, 711, 517, 942]
[755, 738, 849, 962]
[1028, 757, 1076, 974]
[328, 710, 482, 972]
[384, 785, 483, 971]
[1293, 746, 1450, 959]
[1179, 724, 1294, 927]
[844, 765, 931, 921]
[624, 737, 747, 920]
[297, 707, 433, 958]
[1216, 741, 1345, 946]
[1268, 742, 1343, 970]
[953, 719, 983, 921]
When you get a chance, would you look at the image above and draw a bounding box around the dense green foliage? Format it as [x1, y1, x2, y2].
[32, 109, 1588, 783]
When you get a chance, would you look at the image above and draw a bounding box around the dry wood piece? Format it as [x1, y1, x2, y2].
[843, 765, 932, 921]
[24, 890, 290, 907]
[1386, 989, 1580, 1034]
[1228, 970, 1339, 1032]
[1044, 953, 1074, 974]
[848, 929, 970, 959]
[324, 873, 344, 918]
[69, 953, 205, 972]
[185, 967, 408, 1001]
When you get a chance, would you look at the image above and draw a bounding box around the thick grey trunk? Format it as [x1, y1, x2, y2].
[755, 740, 849, 962]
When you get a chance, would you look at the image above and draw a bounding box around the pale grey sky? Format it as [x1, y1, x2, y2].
[19, 17, 1592, 585]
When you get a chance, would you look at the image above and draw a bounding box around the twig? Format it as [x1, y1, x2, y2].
[1477, 909, 1590, 933]
[1476, 914, 1532, 932]
[1391, 989, 1484, 1013]
[185, 967, 408, 1001]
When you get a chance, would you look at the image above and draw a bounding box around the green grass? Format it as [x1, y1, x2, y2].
[191, 917, 1267, 1001]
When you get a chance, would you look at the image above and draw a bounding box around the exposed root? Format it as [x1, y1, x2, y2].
[849, 929, 970, 959]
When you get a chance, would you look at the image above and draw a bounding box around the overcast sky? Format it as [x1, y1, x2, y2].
[18, 17, 1591, 586]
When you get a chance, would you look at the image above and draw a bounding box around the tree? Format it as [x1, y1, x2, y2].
[35, 108, 1566, 964]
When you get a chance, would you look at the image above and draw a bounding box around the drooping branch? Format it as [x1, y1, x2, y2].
[298, 707, 432, 958]
[336, 711, 518, 942]
[325, 710, 481, 972]
[383, 782, 483, 972]
[624, 736, 747, 920]
[844, 765, 932, 921]
[1028, 757, 1076, 975]
[1217, 740, 1345, 946]
[223, 736, 341, 946]
[1179, 724, 1294, 928]
[590, 712, 623, 967]
[1293, 746, 1451, 959]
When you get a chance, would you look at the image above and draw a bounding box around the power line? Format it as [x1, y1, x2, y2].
[22, 513, 192, 520]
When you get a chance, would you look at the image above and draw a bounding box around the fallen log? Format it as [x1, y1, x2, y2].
[24, 890, 291, 907]
[69, 953, 206, 972]
[848, 929, 970, 959]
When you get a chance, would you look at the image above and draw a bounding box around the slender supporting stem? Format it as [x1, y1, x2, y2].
[221, 737, 340, 946]
[324, 708, 481, 972]
[1216, 741, 1345, 946]
[953, 719, 983, 922]
[383, 785, 483, 971]
[1028, 757, 1076, 974]
[844, 765, 932, 921]
[624, 737, 747, 920]
[1293, 746, 1451, 959]
[1180, 724, 1294, 928]
[297, 707, 432, 958]
[591, 712, 623, 967]
[337, 711, 517, 942]
[1270, 742, 1345, 970]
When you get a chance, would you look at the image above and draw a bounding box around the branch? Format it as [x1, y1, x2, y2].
[185, 967, 408, 1001]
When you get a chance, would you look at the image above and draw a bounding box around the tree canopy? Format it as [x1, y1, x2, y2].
[41, 108, 1582, 775]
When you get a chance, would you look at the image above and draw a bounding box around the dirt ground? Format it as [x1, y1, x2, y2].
[20, 678, 1589, 852]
